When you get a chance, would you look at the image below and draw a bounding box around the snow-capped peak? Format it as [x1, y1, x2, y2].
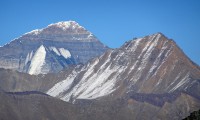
[23, 20, 85, 36]
[47, 21, 84, 30]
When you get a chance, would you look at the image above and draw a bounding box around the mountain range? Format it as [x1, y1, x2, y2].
[0, 21, 200, 120]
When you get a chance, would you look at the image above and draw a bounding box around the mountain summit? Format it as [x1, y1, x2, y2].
[0, 21, 108, 75]
[23, 21, 97, 42]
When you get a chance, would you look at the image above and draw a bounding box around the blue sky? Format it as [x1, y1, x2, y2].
[0, 0, 200, 65]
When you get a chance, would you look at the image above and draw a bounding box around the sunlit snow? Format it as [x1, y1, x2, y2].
[28, 45, 46, 75]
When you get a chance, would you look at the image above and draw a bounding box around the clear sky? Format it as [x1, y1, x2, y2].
[0, 0, 200, 65]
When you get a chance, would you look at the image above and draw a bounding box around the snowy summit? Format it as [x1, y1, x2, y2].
[24, 20, 86, 36]
[48, 21, 84, 30]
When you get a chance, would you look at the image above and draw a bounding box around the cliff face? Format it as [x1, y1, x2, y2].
[0, 21, 108, 75]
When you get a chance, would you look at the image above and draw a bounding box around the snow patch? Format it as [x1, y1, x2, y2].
[59, 48, 71, 59]
[46, 51, 123, 101]
[47, 72, 76, 97]
[170, 73, 190, 92]
[48, 21, 84, 30]
[49, 47, 71, 59]
[147, 41, 169, 77]
[25, 51, 33, 65]
[76, 65, 117, 99]
[28, 45, 46, 75]
[87, 33, 93, 38]
[49, 47, 61, 56]
[25, 29, 42, 35]
[132, 34, 160, 82]
[167, 72, 182, 91]
[128, 38, 142, 52]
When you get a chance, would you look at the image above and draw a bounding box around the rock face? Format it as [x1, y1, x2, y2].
[47, 33, 200, 101]
[0, 21, 108, 75]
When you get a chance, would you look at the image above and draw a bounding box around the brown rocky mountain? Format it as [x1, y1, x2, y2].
[46, 33, 200, 119]
[47, 33, 200, 101]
